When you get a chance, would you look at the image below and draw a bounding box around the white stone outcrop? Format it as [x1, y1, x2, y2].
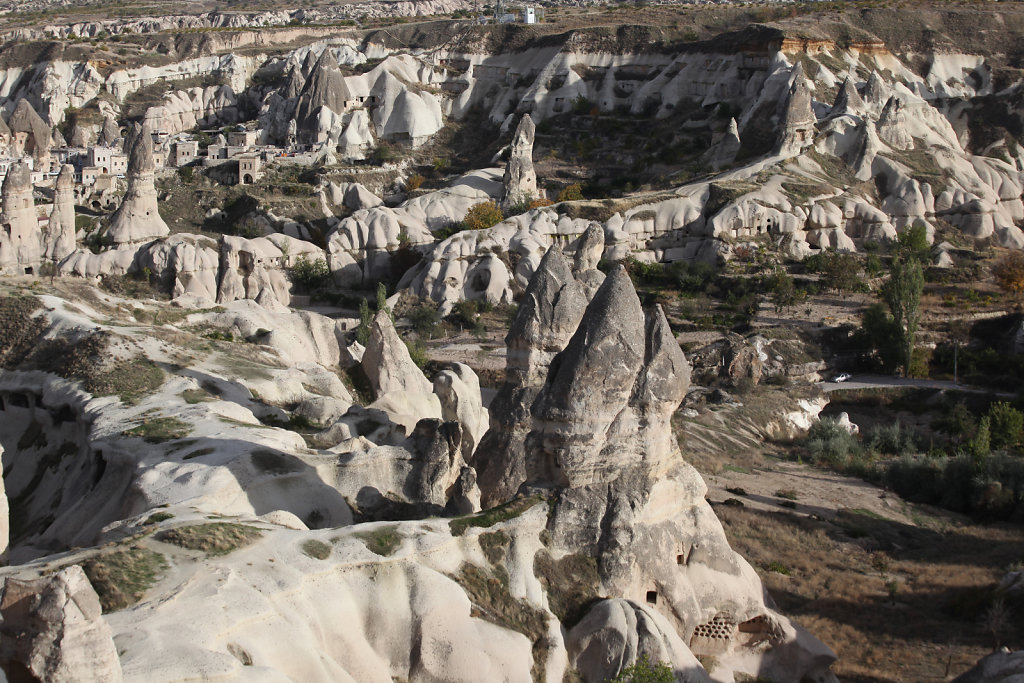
[44, 164, 77, 262]
[0, 565, 123, 682]
[0, 161, 42, 274]
[502, 113, 538, 209]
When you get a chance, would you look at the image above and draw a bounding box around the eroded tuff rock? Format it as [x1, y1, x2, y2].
[572, 222, 607, 299]
[0, 161, 42, 274]
[877, 96, 913, 151]
[362, 309, 434, 398]
[101, 122, 170, 246]
[8, 99, 52, 167]
[476, 261, 836, 682]
[502, 113, 538, 209]
[474, 247, 587, 507]
[568, 599, 709, 683]
[0, 565, 123, 683]
[777, 64, 816, 155]
[830, 75, 865, 117]
[45, 165, 77, 262]
[433, 362, 488, 461]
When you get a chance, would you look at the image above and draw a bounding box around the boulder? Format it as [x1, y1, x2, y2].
[568, 599, 710, 683]
[0, 565, 123, 683]
[952, 649, 1024, 683]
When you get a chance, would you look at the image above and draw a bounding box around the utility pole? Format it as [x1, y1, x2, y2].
[954, 341, 958, 385]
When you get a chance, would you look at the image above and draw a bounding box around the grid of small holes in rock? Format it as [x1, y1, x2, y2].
[692, 614, 736, 640]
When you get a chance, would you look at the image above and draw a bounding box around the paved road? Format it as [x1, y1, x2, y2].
[822, 374, 1008, 396]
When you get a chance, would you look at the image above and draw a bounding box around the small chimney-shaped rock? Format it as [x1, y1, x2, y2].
[44, 164, 76, 263]
[8, 99, 52, 168]
[502, 114, 538, 210]
[98, 115, 120, 147]
[712, 117, 741, 169]
[102, 121, 170, 246]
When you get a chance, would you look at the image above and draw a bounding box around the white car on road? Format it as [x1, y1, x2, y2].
[831, 373, 852, 383]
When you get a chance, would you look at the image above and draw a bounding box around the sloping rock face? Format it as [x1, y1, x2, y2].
[44, 164, 77, 262]
[953, 649, 1024, 682]
[294, 49, 352, 144]
[7, 99, 52, 168]
[877, 95, 913, 150]
[568, 599, 709, 682]
[777, 65, 816, 155]
[0, 565, 123, 683]
[473, 247, 587, 508]
[363, 309, 434, 397]
[101, 122, 170, 246]
[830, 76, 865, 117]
[502, 114, 538, 209]
[477, 263, 837, 682]
[0, 161, 42, 274]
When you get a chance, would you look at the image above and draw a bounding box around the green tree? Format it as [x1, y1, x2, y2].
[892, 222, 931, 261]
[860, 302, 904, 372]
[881, 257, 924, 376]
[817, 251, 863, 295]
[987, 402, 1024, 450]
[357, 298, 372, 345]
[376, 282, 394, 323]
[971, 415, 992, 465]
[608, 655, 675, 683]
[766, 268, 800, 314]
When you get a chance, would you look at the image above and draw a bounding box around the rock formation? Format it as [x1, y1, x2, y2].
[877, 95, 913, 150]
[0, 161, 42, 274]
[777, 64, 816, 155]
[362, 309, 434, 398]
[0, 115, 10, 156]
[572, 222, 607, 299]
[474, 246, 588, 507]
[0, 565, 123, 682]
[101, 122, 170, 246]
[712, 117, 741, 169]
[7, 99, 52, 168]
[476, 262, 837, 681]
[432, 362, 488, 460]
[98, 115, 120, 146]
[830, 75, 865, 117]
[294, 49, 351, 144]
[568, 599, 708, 682]
[862, 70, 889, 108]
[502, 114, 538, 209]
[44, 164, 77, 262]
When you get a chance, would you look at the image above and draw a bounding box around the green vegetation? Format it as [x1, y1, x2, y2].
[80, 545, 167, 613]
[881, 256, 924, 376]
[158, 523, 263, 556]
[449, 495, 545, 536]
[144, 512, 174, 525]
[289, 255, 331, 291]
[301, 539, 332, 560]
[123, 417, 192, 443]
[354, 525, 402, 556]
[608, 655, 675, 683]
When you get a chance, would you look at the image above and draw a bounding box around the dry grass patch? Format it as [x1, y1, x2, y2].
[158, 523, 263, 556]
[717, 504, 1024, 682]
[80, 544, 167, 613]
[354, 525, 402, 556]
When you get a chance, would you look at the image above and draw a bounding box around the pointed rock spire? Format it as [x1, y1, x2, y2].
[102, 121, 169, 246]
[505, 245, 587, 385]
[831, 76, 865, 117]
[863, 70, 888, 108]
[502, 114, 538, 210]
[8, 99, 52, 166]
[362, 309, 433, 397]
[777, 64, 816, 154]
[877, 95, 913, 150]
[45, 164, 76, 262]
[0, 161, 42, 273]
[98, 115, 120, 146]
